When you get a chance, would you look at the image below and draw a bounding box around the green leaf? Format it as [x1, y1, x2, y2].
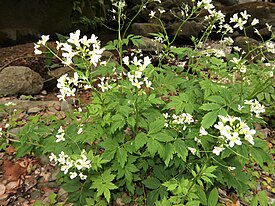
[186, 201, 201, 206]
[208, 187, 219, 206]
[151, 132, 174, 142]
[174, 139, 188, 162]
[147, 137, 161, 157]
[251, 195, 259, 206]
[201, 110, 218, 129]
[200, 103, 222, 111]
[110, 114, 126, 133]
[163, 143, 174, 166]
[197, 187, 207, 205]
[116, 147, 128, 168]
[258, 191, 268, 206]
[48, 193, 57, 204]
[149, 119, 165, 134]
[134, 132, 148, 150]
[62, 179, 81, 192]
[142, 177, 161, 189]
[91, 170, 118, 203]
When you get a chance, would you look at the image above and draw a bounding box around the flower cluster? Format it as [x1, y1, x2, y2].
[229, 10, 259, 31]
[34, 30, 105, 67]
[58, 30, 105, 66]
[163, 112, 194, 131]
[213, 115, 256, 151]
[98, 77, 113, 92]
[244, 99, 265, 118]
[123, 56, 153, 89]
[49, 150, 90, 180]
[197, 0, 214, 12]
[57, 72, 79, 101]
[230, 57, 247, 73]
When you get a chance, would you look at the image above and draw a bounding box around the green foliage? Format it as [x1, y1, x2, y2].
[1, 0, 274, 205]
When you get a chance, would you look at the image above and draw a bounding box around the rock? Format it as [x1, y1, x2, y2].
[27, 107, 42, 114]
[234, 36, 275, 61]
[47, 67, 74, 79]
[220, 2, 275, 39]
[135, 36, 164, 52]
[130, 23, 163, 37]
[166, 20, 204, 40]
[0, 66, 44, 96]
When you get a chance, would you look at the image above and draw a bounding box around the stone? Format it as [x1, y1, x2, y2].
[166, 20, 204, 40]
[130, 23, 163, 37]
[0, 66, 44, 96]
[234, 36, 275, 61]
[135, 36, 164, 52]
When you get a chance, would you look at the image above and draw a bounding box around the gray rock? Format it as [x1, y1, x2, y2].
[135, 36, 164, 52]
[130, 23, 163, 37]
[167, 20, 204, 40]
[234, 36, 275, 61]
[0, 66, 44, 96]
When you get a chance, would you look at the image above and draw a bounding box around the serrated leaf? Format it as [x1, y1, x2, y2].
[174, 139, 188, 162]
[200, 103, 222, 111]
[164, 143, 174, 166]
[197, 187, 207, 205]
[258, 191, 268, 206]
[116, 147, 127, 168]
[186, 201, 200, 206]
[142, 177, 161, 189]
[134, 132, 148, 150]
[149, 119, 165, 134]
[151, 132, 174, 142]
[201, 110, 218, 129]
[208, 187, 219, 206]
[62, 179, 81, 192]
[110, 114, 126, 133]
[147, 138, 161, 157]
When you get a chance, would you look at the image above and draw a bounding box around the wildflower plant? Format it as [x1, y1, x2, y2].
[2, 1, 274, 205]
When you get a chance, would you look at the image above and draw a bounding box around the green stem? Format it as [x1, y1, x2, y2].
[182, 155, 211, 203]
[134, 88, 139, 135]
[5, 136, 45, 148]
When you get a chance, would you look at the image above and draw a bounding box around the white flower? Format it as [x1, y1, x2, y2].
[0, 128, 2, 137]
[227, 131, 242, 147]
[57, 151, 69, 165]
[188, 147, 197, 155]
[240, 10, 251, 20]
[251, 18, 259, 26]
[79, 172, 87, 180]
[228, 166, 236, 171]
[212, 146, 225, 156]
[123, 56, 130, 65]
[244, 99, 265, 118]
[75, 155, 91, 170]
[77, 127, 83, 135]
[230, 13, 239, 23]
[49, 153, 57, 162]
[4, 102, 16, 106]
[56, 126, 65, 142]
[69, 172, 78, 179]
[149, 11, 156, 18]
[154, 0, 161, 3]
[68, 30, 81, 47]
[199, 127, 208, 136]
[5, 124, 9, 128]
[158, 8, 165, 14]
[266, 23, 272, 32]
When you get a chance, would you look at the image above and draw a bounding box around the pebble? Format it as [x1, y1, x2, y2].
[27, 107, 42, 114]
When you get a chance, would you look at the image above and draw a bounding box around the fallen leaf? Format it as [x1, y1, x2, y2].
[0, 184, 6, 195]
[5, 145, 15, 154]
[3, 160, 26, 181]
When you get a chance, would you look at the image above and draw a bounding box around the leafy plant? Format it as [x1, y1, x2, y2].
[1, 0, 274, 205]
